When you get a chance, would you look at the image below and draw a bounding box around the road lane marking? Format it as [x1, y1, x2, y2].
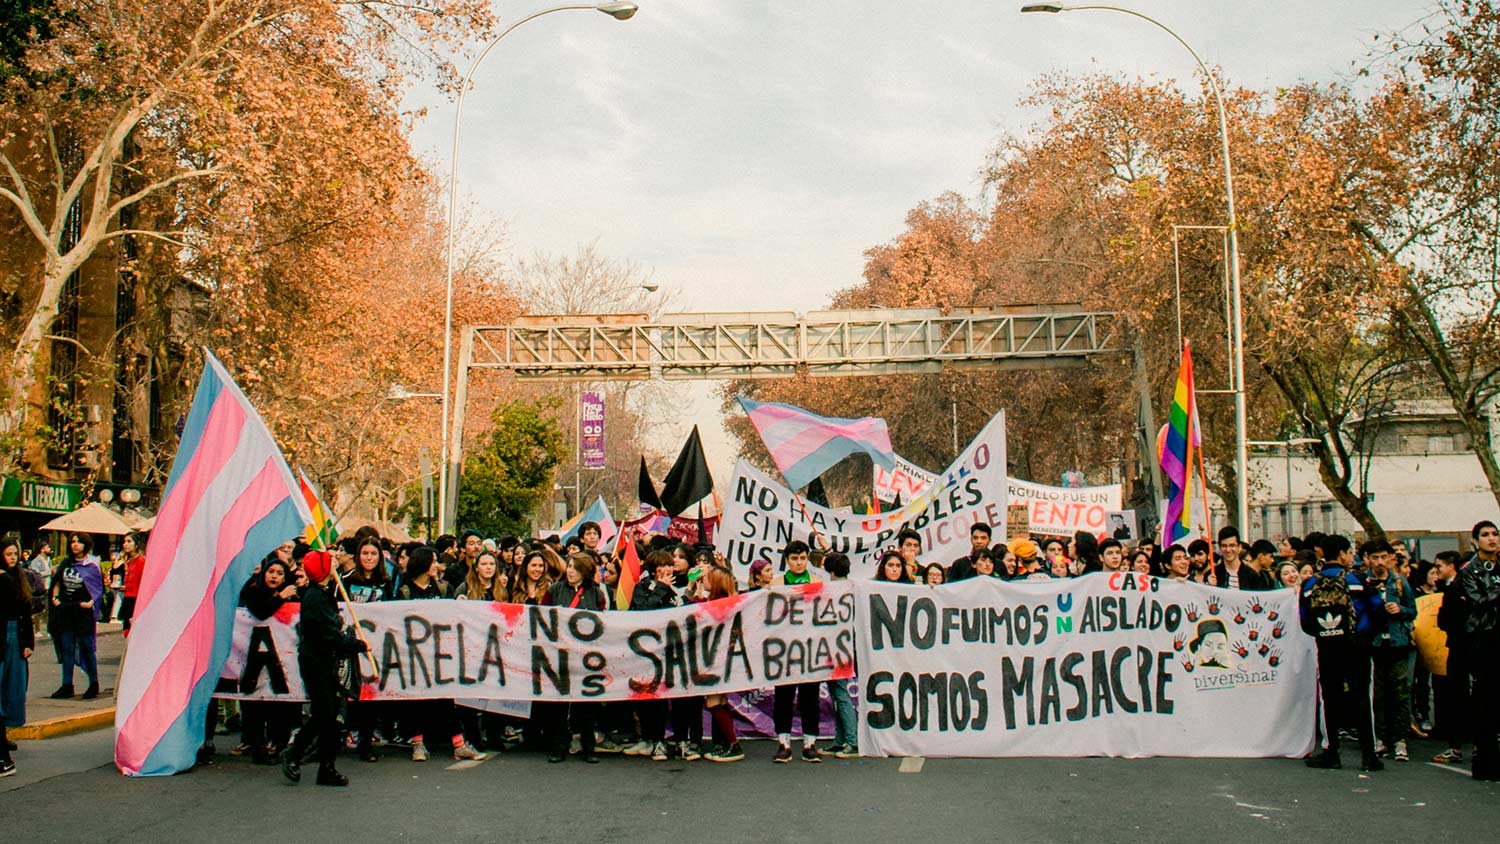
[899, 756, 925, 774]
[1426, 762, 1472, 777]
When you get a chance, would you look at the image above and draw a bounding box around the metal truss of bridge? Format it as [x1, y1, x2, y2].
[460, 305, 1118, 381]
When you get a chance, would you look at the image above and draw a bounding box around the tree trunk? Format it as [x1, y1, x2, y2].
[3, 259, 77, 471]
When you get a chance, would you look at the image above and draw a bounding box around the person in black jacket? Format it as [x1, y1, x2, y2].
[1432, 550, 1471, 764]
[281, 550, 367, 787]
[1460, 520, 1500, 781]
[630, 551, 681, 760]
[542, 554, 607, 763]
[240, 560, 299, 765]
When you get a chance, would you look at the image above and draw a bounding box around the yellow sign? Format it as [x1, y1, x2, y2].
[1413, 592, 1447, 676]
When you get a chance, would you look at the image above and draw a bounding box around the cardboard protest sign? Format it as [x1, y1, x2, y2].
[718, 412, 1008, 579]
[855, 574, 1316, 758]
[217, 582, 854, 703]
[1413, 592, 1447, 676]
[1006, 478, 1122, 537]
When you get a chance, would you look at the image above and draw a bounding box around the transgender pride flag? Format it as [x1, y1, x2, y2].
[114, 351, 312, 776]
[738, 398, 896, 490]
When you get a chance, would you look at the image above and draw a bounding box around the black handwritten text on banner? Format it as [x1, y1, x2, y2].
[219, 583, 855, 703]
[855, 574, 1317, 758]
[717, 411, 1008, 579]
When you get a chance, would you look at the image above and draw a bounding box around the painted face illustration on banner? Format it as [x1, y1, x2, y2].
[1189, 619, 1231, 669]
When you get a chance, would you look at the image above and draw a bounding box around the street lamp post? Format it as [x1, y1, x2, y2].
[1022, 3, 1250, 532]
[438, 2, 639, 535]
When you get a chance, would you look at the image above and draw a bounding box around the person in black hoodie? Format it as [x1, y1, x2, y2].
[630, 551, 681, 760]
[1432, 550, 1471, 764]
[542, 554, 607, 763]
[281, 551, 366, 787]
[240, 559, 299, 765]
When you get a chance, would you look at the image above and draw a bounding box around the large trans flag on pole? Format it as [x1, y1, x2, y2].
[114, 351, 312, 776]
[738, 398, 897, 491]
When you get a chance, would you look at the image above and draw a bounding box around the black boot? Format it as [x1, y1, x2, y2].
[315, 765, 349, 786]
[49, 685, 74, 699]
[81, 684, 100, 700]
[1304, 751, 1341, 769]
[281, 748, 301, 784]
[1360, 754, 1384, 772]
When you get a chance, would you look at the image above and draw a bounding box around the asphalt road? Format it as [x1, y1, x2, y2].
[3, 731, 1497, 843]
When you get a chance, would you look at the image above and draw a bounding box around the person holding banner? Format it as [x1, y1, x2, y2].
[280, 550, 369, 787]
[393, 548, 486, 763]
[772, 541, 823, 764]
[511, 551, 554, 605]
[343, 538, 391, 763]
[239, 558, 299, 765]
[630, 551, 683, 760]
[897, 530, 923, 581]
[700, 567, 747, 764]
[543, 555, 607, 764]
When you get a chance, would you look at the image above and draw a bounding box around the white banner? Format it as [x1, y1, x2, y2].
[855, 574, 1316, 758]
[217, 583, 855, 703]
[1006, 477, 1122, 537]
[874, 454, 939, 504]
[719, 412, 1008, 579]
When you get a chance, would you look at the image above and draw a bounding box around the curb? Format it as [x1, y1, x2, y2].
[14, 708, 114, 740]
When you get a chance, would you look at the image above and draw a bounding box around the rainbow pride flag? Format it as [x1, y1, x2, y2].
[114, 351, 313, 776]
[738, 398, 896, 490]
[297, 469, 339, 550]
[1159, 339, 1200, 546]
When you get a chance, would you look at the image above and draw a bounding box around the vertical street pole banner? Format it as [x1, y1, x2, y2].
[581, 390, 606, 470]
[718, 412, 1008, 579]
[854, 574, 1316, 758]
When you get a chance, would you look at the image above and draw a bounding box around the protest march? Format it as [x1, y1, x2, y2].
[1, 353, 1497, 791]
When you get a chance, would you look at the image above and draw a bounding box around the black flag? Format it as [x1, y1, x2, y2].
[803, 476, 830, 508]
[637, 457, 664, 512]
[660, 426, 714, 516]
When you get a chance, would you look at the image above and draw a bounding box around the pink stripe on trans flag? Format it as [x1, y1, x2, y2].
[115, 458, 292, 774]
[133, 391, 247, 613]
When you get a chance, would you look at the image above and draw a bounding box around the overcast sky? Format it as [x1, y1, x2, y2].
[404, 0, 1430, 485]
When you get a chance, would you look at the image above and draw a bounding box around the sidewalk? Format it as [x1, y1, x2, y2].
[13, 622, 125, 740]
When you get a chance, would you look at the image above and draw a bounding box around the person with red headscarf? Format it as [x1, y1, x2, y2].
[281, 550, 367, 787]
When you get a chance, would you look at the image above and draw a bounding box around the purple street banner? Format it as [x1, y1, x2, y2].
[581, 390, 606, 470]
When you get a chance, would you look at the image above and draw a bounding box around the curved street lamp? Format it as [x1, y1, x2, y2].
[439, 2, 639, 534]
[1021, 3, 1249, 532]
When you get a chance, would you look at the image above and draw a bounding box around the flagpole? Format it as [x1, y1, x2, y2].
[329, 567, 379, 677]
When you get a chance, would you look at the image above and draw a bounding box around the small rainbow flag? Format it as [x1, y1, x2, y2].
[297, 469, 339, 550]
[1160, 339, 1200, 546]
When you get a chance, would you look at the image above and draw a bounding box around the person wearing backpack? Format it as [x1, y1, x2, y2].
[1301, 533, 1385, 771]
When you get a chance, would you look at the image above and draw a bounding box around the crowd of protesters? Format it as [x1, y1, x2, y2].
[0, 514, 1497, 784]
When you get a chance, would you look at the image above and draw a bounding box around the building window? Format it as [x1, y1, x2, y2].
[1321, 502, 1335, 533]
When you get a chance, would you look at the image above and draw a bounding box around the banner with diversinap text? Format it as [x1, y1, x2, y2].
[1006, 477, 1122, 537]
[717, 412, 1007, 580]
[855, 574, 1316, 758]
[216, 583, 854, 703]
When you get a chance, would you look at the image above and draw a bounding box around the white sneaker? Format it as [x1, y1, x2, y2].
[678, 742, 700, 761]
[650, 741, 669, 761]
[569, 735, 582, 755]
[1393, 740, 1409, 762]
[411, 740, 429, 762]
[453, 742, 487, 761]
[622, 740, 652, 756]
